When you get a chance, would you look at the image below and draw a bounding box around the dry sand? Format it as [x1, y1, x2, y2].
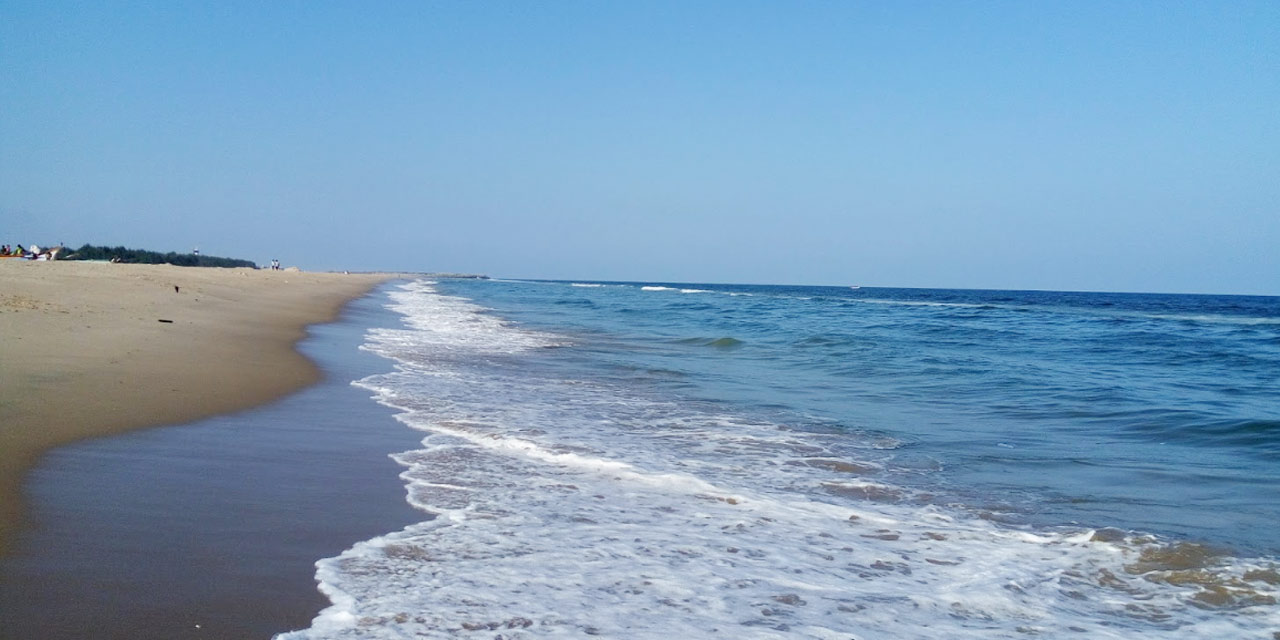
[0, 259, 394, 555]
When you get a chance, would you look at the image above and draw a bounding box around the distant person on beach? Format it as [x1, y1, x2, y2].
[271, 259, 280, 270]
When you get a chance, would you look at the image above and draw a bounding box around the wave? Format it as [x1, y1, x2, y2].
[278, 279, 1280, 639]
[553, 298, 596, 307]
[1135, 418, 1280, 456]
[674, 336, 745, 349]
[287, 402, 1280, 638]
[361, 280, 565, 359]
[851, 297, 1280, 331]
[1144, 313, 1280, 326]
[856, 298, 997, 309]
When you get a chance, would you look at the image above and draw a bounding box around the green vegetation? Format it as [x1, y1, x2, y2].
[63, 244, 258, 268]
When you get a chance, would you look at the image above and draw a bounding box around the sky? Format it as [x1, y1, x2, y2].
[2, 1, 1277, 294]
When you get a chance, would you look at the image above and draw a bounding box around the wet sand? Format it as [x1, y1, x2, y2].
[0, 289, 425, 639]
[0, 260, 393, 556]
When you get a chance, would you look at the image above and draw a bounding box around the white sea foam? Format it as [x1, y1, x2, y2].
[279, 280, 1280, 639]
[570, 283, 605, 288]
[1144, 313, 1280, 326]
[359, 280, 563, 361]
[856, 298, 994, 309]
[856, 297, 1280, 327]
[641, 286, 676, 291]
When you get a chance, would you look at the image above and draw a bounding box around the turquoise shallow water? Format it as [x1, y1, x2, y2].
[281, 278, 1280, 638]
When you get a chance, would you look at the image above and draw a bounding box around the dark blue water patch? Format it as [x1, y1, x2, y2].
[1135, 418, 1280, 455]
[553, 298, 596, 307]
[672, 336, 746, 349]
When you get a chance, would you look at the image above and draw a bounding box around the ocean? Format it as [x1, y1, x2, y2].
[280, 278, 1280, 638]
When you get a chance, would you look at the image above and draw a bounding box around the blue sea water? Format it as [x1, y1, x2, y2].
[283, 279, 1280, 639]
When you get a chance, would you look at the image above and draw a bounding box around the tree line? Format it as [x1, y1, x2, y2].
[63, 244, 257, 268]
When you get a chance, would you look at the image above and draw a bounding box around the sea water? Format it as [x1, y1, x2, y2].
[280, 279, 1280, 638]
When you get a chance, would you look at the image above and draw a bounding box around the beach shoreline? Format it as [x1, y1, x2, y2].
[0, 260, 396, 556]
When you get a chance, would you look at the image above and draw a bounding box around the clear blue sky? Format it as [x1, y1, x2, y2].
[2, 1, 1277, 294]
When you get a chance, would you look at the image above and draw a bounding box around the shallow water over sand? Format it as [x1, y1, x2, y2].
[282, 279, 1279, 638]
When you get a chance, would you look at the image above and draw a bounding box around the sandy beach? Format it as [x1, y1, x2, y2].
[0, 260, 393, 556]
